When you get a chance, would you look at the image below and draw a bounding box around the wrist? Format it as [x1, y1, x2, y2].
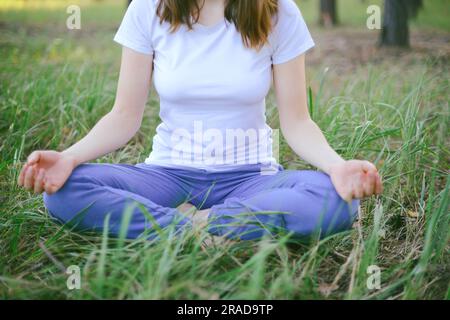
[61, 151, 79, 169]
[326, 159, 346, 175]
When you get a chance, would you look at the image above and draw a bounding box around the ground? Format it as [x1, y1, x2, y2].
[0, 0, 449, 299]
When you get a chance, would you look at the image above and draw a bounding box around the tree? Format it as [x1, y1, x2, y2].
[380, 0, 423, 47]
[319, 0, 338, 27]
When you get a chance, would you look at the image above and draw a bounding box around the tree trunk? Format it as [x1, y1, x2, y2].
[380, 0, 410, 47]
[319, 0, 338, 27]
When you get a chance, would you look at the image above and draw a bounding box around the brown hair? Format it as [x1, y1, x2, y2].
[156, 0, 279, 50]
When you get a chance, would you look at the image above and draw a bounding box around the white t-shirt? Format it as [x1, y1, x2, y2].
[114, 0, 315, 171]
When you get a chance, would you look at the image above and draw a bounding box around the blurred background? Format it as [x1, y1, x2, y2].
[1, 0, 447, 174]
[1, 0, 448, 156]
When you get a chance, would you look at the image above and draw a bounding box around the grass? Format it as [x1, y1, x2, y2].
[0, 0, 449, 299]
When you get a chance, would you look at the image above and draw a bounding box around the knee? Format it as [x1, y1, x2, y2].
[286, 172, 359, 239]
[43, 185, 75, 224]
[291, 170, 356, 205]
[43, 189, 67, 223]
[43, 191, 58, 218]
[286, 170, 337, 195]
[319, 184, 359, 236]
[301, 171, 359, 217]
[42, 167, 89, 223]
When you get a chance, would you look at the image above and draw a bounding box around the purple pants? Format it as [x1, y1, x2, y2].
[43, 162, 359, 241]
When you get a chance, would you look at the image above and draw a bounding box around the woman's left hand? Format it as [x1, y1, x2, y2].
[329, 160, 383, 202]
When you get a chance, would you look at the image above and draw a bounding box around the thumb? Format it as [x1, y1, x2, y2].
[335, 185, 353, 203]
[341, 192, 353, 203]
[44, 181, 59, 195]
[27, 151, 42, 165]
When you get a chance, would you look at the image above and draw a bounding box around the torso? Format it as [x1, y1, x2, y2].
[146, 1, 278, 170]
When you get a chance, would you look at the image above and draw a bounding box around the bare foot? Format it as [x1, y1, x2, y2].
[177, 203, 208, 229]
[177, 203, 235, 248]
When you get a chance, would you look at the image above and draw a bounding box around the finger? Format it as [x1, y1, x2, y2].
[375, 173, 383, 195]
[363, 172, 376, 197]
[353, 177, 365, 199]
[353, 187, 364, 199]
[336, 187, 352, 203]
[343, 192, 353, 203]
[44, 179, 59, 195]
[27, 151, 41, 165]
[23, 165, 35, 190]
[361, 161, 377, 174]
[18, 163, 29, 186]
[34, 169, 45, 194]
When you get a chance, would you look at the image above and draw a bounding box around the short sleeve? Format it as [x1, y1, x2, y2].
[271, 0, 315, 65]
[113, 0, 155, 55]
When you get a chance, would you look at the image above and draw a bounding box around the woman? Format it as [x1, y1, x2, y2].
[18, 0, 382, 241]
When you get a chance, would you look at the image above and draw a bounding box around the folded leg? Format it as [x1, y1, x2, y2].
[43, 163, 192, 239]
[207, 170, 359, 241]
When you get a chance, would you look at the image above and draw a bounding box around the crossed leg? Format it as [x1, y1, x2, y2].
[43, 163, 359, 242]
[207, 169, 360, 241]
[43, 163, 193, 239]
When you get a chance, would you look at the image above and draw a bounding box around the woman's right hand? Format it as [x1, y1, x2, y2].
[17, 151, 77, 195]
